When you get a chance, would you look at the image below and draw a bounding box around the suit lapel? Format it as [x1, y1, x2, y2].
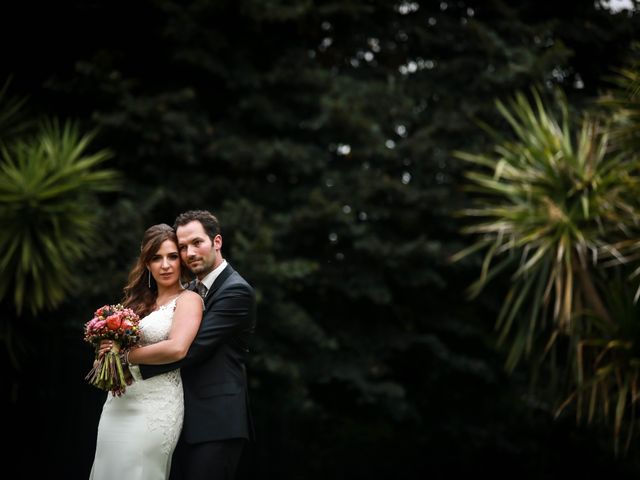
[203, 264, 234, 305]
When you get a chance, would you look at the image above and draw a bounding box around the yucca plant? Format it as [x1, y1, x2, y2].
[554, 47, 640, 454]
[0, 119, 119, 317]
[452, 87, 640, 452]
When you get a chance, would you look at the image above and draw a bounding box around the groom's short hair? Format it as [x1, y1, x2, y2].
[174, 210, 221, 241]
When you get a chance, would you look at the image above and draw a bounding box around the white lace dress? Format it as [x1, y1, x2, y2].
[89, 298, 183, 480]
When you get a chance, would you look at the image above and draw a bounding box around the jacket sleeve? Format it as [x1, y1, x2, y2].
[139, 280, 255, 380]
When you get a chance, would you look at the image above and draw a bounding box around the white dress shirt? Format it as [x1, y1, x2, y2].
[198, 259, 228, 293]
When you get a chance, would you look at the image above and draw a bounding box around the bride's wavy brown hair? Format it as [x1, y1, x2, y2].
[122, 223, 180, 318]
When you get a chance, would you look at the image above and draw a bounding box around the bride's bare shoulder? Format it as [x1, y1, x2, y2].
[175, 290, 202, 306]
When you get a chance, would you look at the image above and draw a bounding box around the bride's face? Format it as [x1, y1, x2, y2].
[147, 239, 181, 289]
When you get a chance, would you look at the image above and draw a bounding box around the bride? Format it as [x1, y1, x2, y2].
[89, 223, 203, 480]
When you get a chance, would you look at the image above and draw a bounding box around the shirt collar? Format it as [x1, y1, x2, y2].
[199, 259, 227, 291]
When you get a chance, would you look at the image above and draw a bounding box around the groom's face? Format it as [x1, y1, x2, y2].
[176, 220, 222, 279]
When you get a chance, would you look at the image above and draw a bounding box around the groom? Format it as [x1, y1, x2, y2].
[139, 209, 257, 480]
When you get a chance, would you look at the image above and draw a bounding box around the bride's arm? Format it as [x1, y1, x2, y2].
[127, 291, 203, 365]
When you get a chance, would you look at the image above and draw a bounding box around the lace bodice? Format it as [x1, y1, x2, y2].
[128, 296, 182, 382]
[138, 297, 181, 346]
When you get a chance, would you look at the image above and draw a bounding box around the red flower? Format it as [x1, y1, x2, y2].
[106, 313, 122, 330]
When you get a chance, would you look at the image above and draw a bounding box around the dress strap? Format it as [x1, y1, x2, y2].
[171, 290, 188, 310]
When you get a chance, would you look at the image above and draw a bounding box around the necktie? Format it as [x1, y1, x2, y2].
[196, 281, 208, 299]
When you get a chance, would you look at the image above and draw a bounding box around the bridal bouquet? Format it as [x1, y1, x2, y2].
[84, 304, 140, 396]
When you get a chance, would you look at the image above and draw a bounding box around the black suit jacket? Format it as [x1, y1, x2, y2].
[139, 264, 256, 443]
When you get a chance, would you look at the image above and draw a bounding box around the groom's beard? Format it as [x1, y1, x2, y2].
[186, 257, 214, 277]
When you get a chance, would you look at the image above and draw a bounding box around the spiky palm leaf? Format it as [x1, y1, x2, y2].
[453, 86, 640, 453]
[554, 52, 640, 455]
[0, 119, 119, 315]
[453, 88, 640, 370]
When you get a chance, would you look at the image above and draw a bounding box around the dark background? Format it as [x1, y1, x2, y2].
[2, 1, 640, 478]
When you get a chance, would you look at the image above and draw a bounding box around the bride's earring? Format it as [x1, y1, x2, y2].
[148, 270, 151, 288]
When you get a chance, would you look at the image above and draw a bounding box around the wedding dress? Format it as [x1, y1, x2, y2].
[89, 297, 183, 480]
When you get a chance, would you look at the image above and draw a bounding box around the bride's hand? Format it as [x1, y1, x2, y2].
[98, 340, 117, 358]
